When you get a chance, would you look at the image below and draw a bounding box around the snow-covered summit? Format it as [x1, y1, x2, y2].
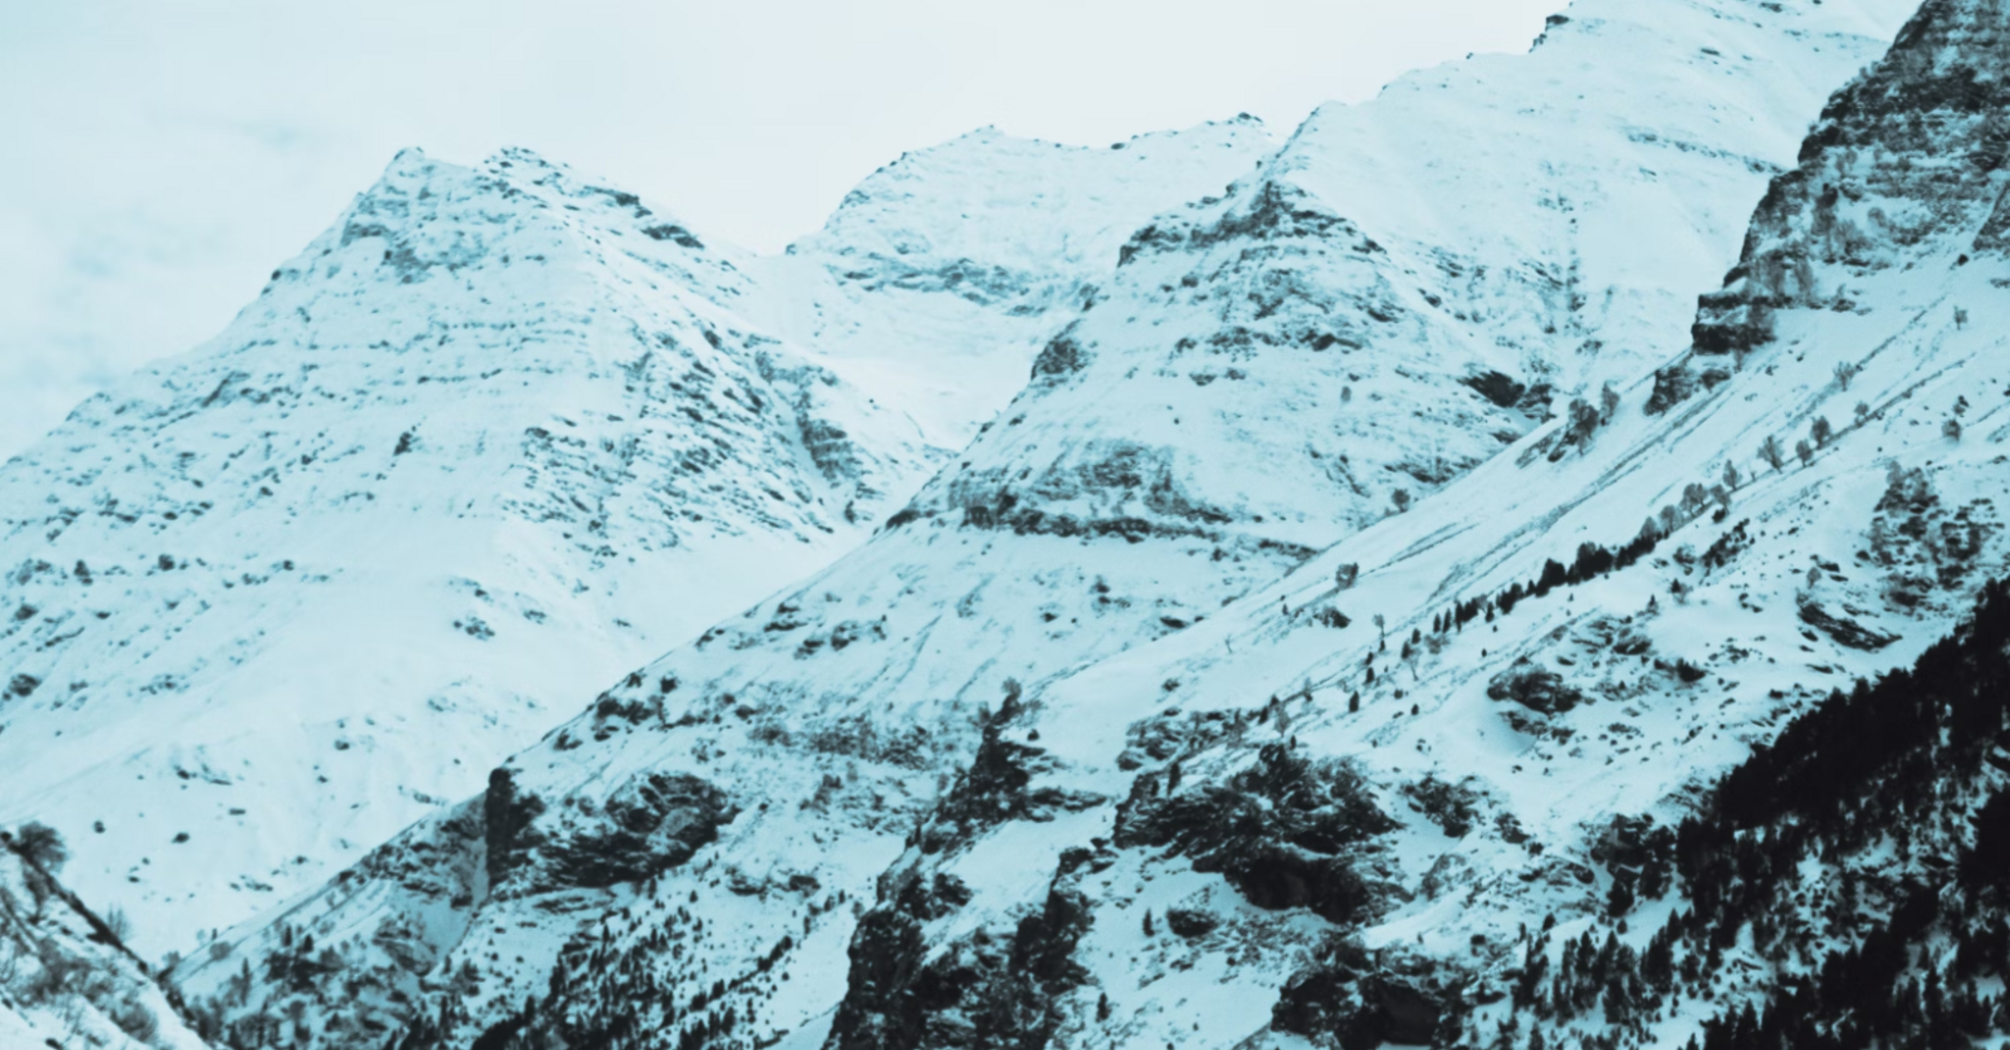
[0, 110, 1312, 968]
[752, 118, 1277, 449]
[892, 0, 1923, 551]
[792, 117, 1272, 294]
[0, 145, 938, 955]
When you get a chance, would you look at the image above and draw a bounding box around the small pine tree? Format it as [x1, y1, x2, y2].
[13, 821, 66, 872]
[1758, 434, 1785, 470]
[1142, 910, 1155, 937]
[1607, 878, 1635, 918]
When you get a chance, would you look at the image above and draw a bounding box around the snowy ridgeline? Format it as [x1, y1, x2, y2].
[0, 123, 1271, 958]
[11, 0, 2010, 1048]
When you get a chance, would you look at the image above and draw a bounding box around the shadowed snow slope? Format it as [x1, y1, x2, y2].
[164, 1, 1927, 1048]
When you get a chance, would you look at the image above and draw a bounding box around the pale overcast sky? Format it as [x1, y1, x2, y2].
[0, 0, 1560, 458]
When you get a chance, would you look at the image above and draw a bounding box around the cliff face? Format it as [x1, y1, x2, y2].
[1690, 0, 2010, 358]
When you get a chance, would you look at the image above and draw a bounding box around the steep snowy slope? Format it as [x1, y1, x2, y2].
[826, 1, 2010, 1046]
[0, 146, 940, 957]
[0, 827, 210, 1049]
[907, 0, 1921, 548]
[0, 114, 1288, 965]
[0, 108, 1307, 978]
[168, 1, 1924, 1047]
[752, 119, 1276, 447]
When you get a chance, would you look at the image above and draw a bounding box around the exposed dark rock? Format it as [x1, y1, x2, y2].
[1645, 357, 1732, 415]
[640, 223, 704, 249]
[1116, 707, 1240, 769]
[923, 703, 1103, 851]
[1797, 600, 1900, 650]
[481, 767, 544, 891]
[1691, 284, 1775, 356]
[538, 773, 732, 890]
[1273, 942, 1467, 1050]
[828, 853, 1097, 1050]
[1030, 326, 1089, 380]
[485, 768, 729, 897]
[1402, 776, 1482, 838]
[1115, 744, 1396, 924]
[1689, 0, 2010, 362]
[1118, 180, 1380, 268]
[1164, 907, 1220, 939]
[1486, 661, 1586, 716]
[1460, 370, 1526, 409]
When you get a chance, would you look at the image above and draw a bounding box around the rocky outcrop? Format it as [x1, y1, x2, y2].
[1273, 941, 1469, 1050]
[828, 851, 1100, 1050]
[1486, 662, 1587, 716]
[1115, 745, 1397, 924]
[1688, 0, 2010, 362]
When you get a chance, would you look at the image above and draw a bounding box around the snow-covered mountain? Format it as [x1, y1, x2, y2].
[153, 0, 1947, 1048]
[0, 128, 1269, 959]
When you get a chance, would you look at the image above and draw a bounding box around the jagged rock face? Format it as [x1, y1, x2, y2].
[828, 858, 1097, 1050]
[487, 767, 733, 897]
[1691, 0, 2010, 356]
[1273, 943, 1464, 1050]
[1486, 662, 1587, 715]
[1113, 745, 1398, 924]
[0, 146, 940, 955]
